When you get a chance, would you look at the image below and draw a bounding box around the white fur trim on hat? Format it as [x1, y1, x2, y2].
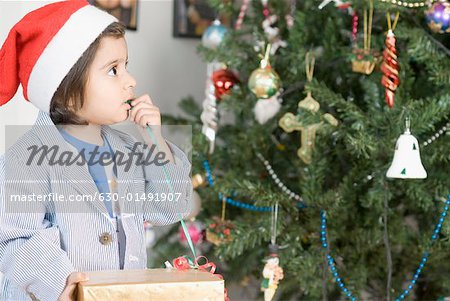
[28, 5, 117, 113]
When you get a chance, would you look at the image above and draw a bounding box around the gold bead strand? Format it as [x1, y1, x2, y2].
[379, 0, 432, 8]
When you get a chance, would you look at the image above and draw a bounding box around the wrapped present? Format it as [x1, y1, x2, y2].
[77, 268, 224, 301]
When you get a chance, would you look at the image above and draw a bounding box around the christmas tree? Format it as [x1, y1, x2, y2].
[152, 0, 449, 300]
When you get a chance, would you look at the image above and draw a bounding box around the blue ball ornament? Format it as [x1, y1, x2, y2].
[426, 1, 450, 34]
[202, 19, 228, 49]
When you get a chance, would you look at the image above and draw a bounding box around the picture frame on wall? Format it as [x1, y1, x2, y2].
[89, 0, 138, 30]
[173, 0, 232, 38]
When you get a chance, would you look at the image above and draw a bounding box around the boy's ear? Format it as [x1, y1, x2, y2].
[67, 97, 81, 111]
[66, 98, 75, 110]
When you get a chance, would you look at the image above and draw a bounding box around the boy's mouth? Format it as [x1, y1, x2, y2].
[124, 99, 133, 119]
[125, 99, 134, 112]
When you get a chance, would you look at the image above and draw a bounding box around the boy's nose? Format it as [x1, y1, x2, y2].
[124, 72, 137, 90]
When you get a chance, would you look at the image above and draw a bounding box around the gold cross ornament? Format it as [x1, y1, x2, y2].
[279, 94, 338, 164]
[278, 53, 338, 164]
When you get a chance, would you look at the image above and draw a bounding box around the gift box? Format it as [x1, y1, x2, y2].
[77, 268, 225, 301]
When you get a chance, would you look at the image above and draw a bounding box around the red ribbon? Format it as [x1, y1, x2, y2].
[173, 256, 191, 270]
[172, 255, 229, 301]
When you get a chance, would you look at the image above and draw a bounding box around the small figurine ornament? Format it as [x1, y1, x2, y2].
[261, 244, 284, 301]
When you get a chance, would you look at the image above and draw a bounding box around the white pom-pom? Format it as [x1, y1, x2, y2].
[253, 94, 282, 124]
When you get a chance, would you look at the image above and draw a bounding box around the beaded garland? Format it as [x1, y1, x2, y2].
[256, 153, 304, 203]
[203, 159, 308, 211]
[258, 122, 447, 201]
[423, 122, 449, 147]
[321, 194, 450, 300]
[202, 121, 447, 210]
[201, 120, 447, 297]
[379, 0, 430, 8]
[204, 160, 272, 211]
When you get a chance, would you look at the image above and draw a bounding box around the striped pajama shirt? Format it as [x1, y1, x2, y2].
[0, 111, 193, 301]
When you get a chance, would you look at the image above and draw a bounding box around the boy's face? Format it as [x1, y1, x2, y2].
[79, 36, 135, 125]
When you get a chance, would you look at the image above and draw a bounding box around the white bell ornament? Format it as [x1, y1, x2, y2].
[386, 118, 427, 179]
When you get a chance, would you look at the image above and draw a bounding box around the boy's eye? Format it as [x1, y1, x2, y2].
[108, 66, 118, 76]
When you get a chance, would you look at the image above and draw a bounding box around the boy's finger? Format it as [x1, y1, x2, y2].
[129, 103, 159, 122]
[131, 94, 153, 107]
[130, 101, 157, 112]
[134, 108, 159, 123]
[138, 112, 160, 127]
[68, 272, 89, 284]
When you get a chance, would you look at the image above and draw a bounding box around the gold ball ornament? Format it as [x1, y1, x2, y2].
[248, 66, 281, 99]
[192, 173, 207, 189]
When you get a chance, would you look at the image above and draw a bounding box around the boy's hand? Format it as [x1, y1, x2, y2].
[58, 272, 89, 301]
[127, 94, 175, 163]
[128, 94, 161, 128]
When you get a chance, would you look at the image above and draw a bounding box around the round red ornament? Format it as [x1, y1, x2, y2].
[212, 69, 239, 101]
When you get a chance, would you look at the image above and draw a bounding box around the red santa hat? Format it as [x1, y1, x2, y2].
[0, 0, 117, 113]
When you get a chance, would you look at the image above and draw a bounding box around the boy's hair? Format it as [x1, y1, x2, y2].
[50, 22, 126, 125]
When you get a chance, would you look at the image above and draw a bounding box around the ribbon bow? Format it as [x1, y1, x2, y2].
[171, 219, 229, 301]
[173, 255, 217, 274]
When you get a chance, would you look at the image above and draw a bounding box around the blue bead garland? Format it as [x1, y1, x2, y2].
[204, 160, 273, 212]
[321, 194, 450, 300]
[203, 159, 307, 211]
[204, 158, 449, 298]
[203, 160, 215, 186]
[321, 210, 357, 300]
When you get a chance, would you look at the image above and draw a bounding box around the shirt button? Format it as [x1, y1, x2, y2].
[99, 232, 113, 245]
